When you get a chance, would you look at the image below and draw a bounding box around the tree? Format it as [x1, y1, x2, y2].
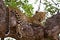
[4, 0, 34, 17]
[43, 0, 60, 15]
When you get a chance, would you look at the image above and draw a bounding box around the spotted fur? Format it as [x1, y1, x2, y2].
[8, 7, 34, 40]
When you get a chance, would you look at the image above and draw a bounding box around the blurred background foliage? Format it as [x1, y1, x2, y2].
[4, 0, 60, 16]
[43, 0, 60, 15]
[44, 1, 57, 14]
[4, 0, 34, 17]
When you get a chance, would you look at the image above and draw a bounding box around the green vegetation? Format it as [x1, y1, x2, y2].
[4, 0, 34, 17]
[4, 0, 60, 16]
[43, 0, 60, 15]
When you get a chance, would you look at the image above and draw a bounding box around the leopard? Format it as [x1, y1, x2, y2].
[7, 7, 35, 40]
[27, 11, 46, 26]
[7, 6, 45, 40]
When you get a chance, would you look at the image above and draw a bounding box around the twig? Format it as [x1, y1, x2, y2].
[51, 0, 57, 6]
[37, 0, 41, 11]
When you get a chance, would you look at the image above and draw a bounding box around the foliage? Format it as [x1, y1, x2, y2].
[4, 0, 60, 16]
[58, 0, 60, 2]
[4, 0, 33, 17]
[34, 0, 38, 4]
[43, 0, 60, 15]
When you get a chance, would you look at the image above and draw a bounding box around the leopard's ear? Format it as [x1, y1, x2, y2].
[36, 11, 38, 13]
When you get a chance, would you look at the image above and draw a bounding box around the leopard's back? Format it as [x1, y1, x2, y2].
[27, 12, 46, 25]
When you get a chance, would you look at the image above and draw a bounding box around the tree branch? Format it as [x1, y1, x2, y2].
[51, 0, 57, 6]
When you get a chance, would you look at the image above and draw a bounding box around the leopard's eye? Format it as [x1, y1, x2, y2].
[17, 15, 19, 16]
[38, 19, 41, 22]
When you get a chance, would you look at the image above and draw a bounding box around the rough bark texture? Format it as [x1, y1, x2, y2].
[0, 0, 8, 38]
[45, 12, 60, 40]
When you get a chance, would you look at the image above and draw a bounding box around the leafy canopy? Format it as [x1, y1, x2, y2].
[4, 0, 34, 17]
[43, 0, 60, 15]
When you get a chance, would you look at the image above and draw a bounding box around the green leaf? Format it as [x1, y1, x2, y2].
[4, 0, 34, 17]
